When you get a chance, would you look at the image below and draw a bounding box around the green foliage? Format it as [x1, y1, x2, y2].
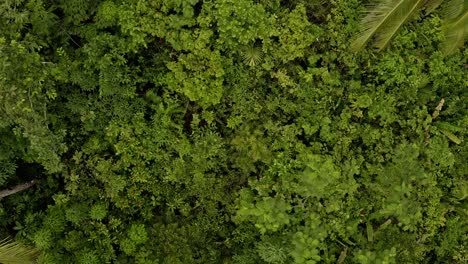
[89, 203, 108, 221]
[128, 224, 148, 244]
[0, 159, 16, 186]
[0, 0, 466, 263]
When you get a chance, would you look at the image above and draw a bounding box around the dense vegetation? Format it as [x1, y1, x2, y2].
[0, 0, 467, 263]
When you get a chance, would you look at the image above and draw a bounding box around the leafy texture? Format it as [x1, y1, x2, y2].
[351, 0, 426, 51]
[0, 237, 38, 264]
[352, 0, 467, 52]
[442, 6, 467, 54]
[0, 0, 466, 263]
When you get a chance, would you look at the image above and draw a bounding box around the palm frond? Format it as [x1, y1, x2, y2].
[423, 0, 444, 14]
[241, 46, 263, 66]
[440, 129, 462, 144]
[351, 0, 426, 51]
[442, 9, 467, 54]
[443, 0, 464, 19]
[0, 237, 39, 264]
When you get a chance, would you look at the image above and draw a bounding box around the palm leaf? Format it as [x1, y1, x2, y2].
[351, 0, 456, 51]
[434, 121, 465, 132]
[366, 221, 374, 242]
[423, 0, 444, 14]
[351, 0, 426, 51]
[337, 247, 348, 264]
[241, 46, 263, 66]
[0, 237, 39, 264]
[443, 0, 464, 19]
[442, 8, 467, 54]
[440, 129, 462, 144]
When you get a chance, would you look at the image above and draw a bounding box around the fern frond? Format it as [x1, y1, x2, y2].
[0, 237, 39, 264]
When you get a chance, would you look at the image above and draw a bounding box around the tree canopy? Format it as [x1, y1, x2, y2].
[0, 0, 467, 263]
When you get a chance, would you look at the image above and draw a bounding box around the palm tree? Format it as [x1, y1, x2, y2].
[351, 0, 467, 54]
[0, 237, 38, 264]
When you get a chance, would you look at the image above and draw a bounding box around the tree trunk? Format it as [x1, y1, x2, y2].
[0, 180, 38, 199]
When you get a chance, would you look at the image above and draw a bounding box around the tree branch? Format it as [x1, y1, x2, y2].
[0, 180, 38, 199]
